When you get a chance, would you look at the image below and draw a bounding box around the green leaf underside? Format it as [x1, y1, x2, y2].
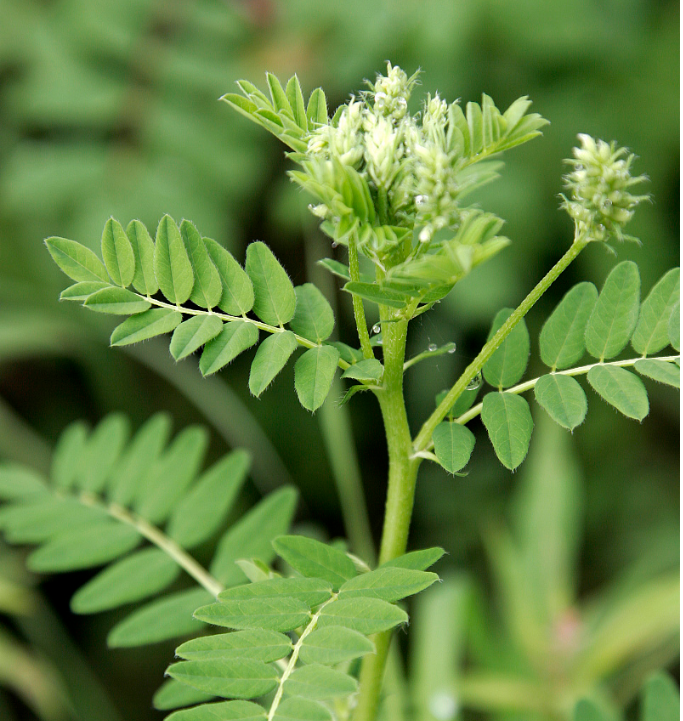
[195, 597, 311, 632]
[71, 548, 179, 614]
[299, 626, 374, 665]
[218, 578, 333, 607]
[540, 282, 597, 369]
[306, 87, 328, 126]
[168, 450, 250, 548]
[153, 679, 214, 712]
[166, 700, 266, 720]
[668, 301, 680, 351]
[585, 261, 640, 360]
[154, 215, 195, 305]
[481, 392, 534, 470]
[181, 220, 223, 309]
[432, 422, 476, 473]
[110, 308, 182, 346]
[127, 219, 158, 295]
[176, 629, 292, 663]
[249, 331, 299, 396]
[204, 238, 254, 316]
[483, 308, 530, 388]
[587, 365, 649, 420]
[27, 522, 141, 572]
[289, 284, 334, 342]
[285, 664, 357, 699]
[341, 359, 383, 382]
[171, 315, 224, 361]
[642, 672, 680, 721]
[108, 588, 212, 647]
[200, 322, 259, 376]
[102, 218, 135, 288]
[295, 346, 340, 411]
[274, 696, 333, 720]
[338, 567, 438, 602]
[634, 359, 680, 388]
[84, 287, 151, 314]
[534, 374, 587, 430]
[45, 237, 109, 283]
[246, 242, 296, 326]
[631, 268, 680, 355]
[0, 464, 48, 500]
[380, 547, 445, 571]
[317, 597, 408, 635]
[60, 281, 111, 301]
[167, 659, 278, 699]
[272, 535, 356, 589]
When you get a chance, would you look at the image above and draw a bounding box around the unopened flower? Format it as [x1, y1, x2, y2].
[371, 62, 417, 121]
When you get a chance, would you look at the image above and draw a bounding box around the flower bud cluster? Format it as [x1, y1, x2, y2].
[561, 134, 648, 242]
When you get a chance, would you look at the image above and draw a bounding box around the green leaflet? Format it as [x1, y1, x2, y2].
[286, 75, 307, 130]
[200, 321, 259, 376]
[194, 597, 311, 633]
[317, 597, 408, 635]
[272, 535, 356, 589]
[170, 315, 224, 361]
[210, 487, 298, 585]
[110, 308, 182, 346]
[587, 365, 649, 420]
[432, 422, 476, 474]
[181, 220, 222, 309]
[166, 700, 266, 720]
[245, 242, 296, 326]
[168, 450, 250, 549]
[218, 578, 332, 607]
[341, 359, 383, 382]
[249, 331, 298, 397]
[642, 672, 680, 721]
[204, 238, 254, 316]
[135, 426, 209, 524]
[306, 87, 328, 126]
[154, 215, 195, 305]
[101, 217, 135, 287]
[176, 629, 292, 663]
[153, 680, 214, 712]
[108, 587, 212, 647]
[585, 261, 640, 360]
[631, 268, 680, 355]
[167, 659, 278, 699]
[0, 464, 48, 500]
[299, 626, 373, 666]
[267, 72, 293, 118]
[294, 346, 339, 412]
[573, 700, 607, 721]
[77, 413, 130, 493]
[60, 281, 111, 301]
[338, 567, 438, 602]
[534, 374, 587, 430]
[51, 420, 89, 490]
[380, 547, 445, 572]
[126, 220, 158, 295]
[274, 697, 332, 721]
[343, 281, 409, 309]
[45, 237, 109, 283]
[109, 413, 171, 506]
[481, 392, 534, 470]
[668, 301, 679, 351]
[634, 359, 680, 388]
[483, 308, 530, 388]
[27, 522, 141, 572]
[289, 284, 335, 342]
[284, 664, 357, 700]
[540, 282, 598, 370]
[84, 287, 151, 314]
[71, 548, 180, 614]
[435, 387, 480, 419]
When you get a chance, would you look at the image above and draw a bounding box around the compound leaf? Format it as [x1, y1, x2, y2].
[585, 261, 640, 360]
[245, 242, 296, 326]
[200, 322, 259, 376]
[154, 215, 195, 305]
[284, 664, 357, 700]
[587, 365, 649, 420]
[170, 315, 224, 361]
[534, 374, 587, 430]
[299, 626, 373, 666]
[84, 287, 151, 314]
[181, 220, 222, 309]
[249, 331, 298, 397]
[167, 659, 278, 699]
[483, 309, 530, 388]
[631, 268, 680, 355]
[272, 535, 355, 589]
[176, 629, 292, 663]
[338, 567, 438, 602]
[101, 218, 135, 288]
[432, 422, 476, 474]
[204, 238, 254, 316]
[289, 284, 334, 342]
[634, 359, 680, 388]
[110, 308, 182, 346]
[294, 346, 339, 412]
[126, 220, 158, 295]
[45, 237, 109, 283]
[481, 392, 534, 470]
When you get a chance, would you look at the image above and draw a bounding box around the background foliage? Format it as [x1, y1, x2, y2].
[0, 1, 678, 719]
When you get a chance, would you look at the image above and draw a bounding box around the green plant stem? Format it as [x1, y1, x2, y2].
[413, 237, 589, 453]
[348, 233, 375, 359]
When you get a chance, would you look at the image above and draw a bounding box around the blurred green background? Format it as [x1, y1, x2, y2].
[0, 1, 678, 719]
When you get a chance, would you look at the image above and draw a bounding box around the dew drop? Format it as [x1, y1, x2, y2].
[372, 323, 381, 334]
[428, 343, 438, 352]
[331, 241, 339, 248]
[467, 372, 483, 390]
[415, 194, 428, 206]
[448, 344, 456, 354]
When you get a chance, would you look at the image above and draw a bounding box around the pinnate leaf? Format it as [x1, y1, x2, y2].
[204, 238, 254, 316]
[289, 284, 334, 342]
[534, 374, 587, 430]
[181, 220, 222, 309]
[587, 365, 649, 420]
[167, 658, 278, 699]
[272, 535, 356, 589]
[483, 309, 530, 388]
[84, 287, 151, 314]
[317, 597, 408, 635]
[171, 315, 224, 361]
[585, 261, 640, 360]
[432, 422, 476, 474]
[540, 282, 597, 369]
[200, 322, 259, 376]
[294, 346, 339, 412]
[481, 392, 534, 470]
[176, 629, 292, 663]
[338, 567, 438, 602]
[166, 700, 266, 720]
[110, 308, 182, 346]
[245, 242, 296, 326]
[154, 215, 195, 305]
[45, 237, 109, 283]
[299, 626, 373, 666]
[101, 218, 135, 287]
[634, 359, 680, 388]
[249, 331, 298, 397]
[126, 220, 158, 295]
[631, 268, 680, 355]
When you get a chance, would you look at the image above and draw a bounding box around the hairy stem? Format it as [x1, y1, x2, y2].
[413, 237, 589, 453]
[348, 233, 375, 360]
